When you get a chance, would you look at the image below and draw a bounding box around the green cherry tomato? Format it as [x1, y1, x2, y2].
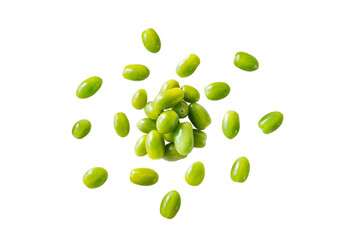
[132, 89, 147, 110]
[233, 52, 259, 72]
[174, 122, 194, 155]
[188, 103, 211, 130]
[142, 28, 161, 53]
[144, 101, 163, 120]
[176, 54, 200, 78]
[204, 82, 230, 101]
[163, 132, 175, 143]
[137, 118, 157, 134]
[222, 110, 240, 139]
[172, 101, 189, 118]
[185, 162, 205, 186]
[72, 119, 91, 139]
[163, 143, 187, 161]
[231, 157, 250, 183]
[181, 85, 200, 103]
[83, 167, 108, 189]
[123, 64, 150, 81]
[76, 76, 102, 99]
[135, 135, 147, 157]
[130, 168, 159, 186]
[159, 79, 180, 94]
[114, 112, 130, 137]
[258, 111, 283, 134]
[193, 129, 207, 148]
[160, 190, 181, 219]
[154, 88, 184, 110]
[156, 110, 179, 134]
[146, 130, 165, 159]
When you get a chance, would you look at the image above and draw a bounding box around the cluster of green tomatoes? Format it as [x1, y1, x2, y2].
[72, 28, 284, 219]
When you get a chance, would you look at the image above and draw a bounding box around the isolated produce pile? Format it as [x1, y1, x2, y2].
[72, 28, 284, 219]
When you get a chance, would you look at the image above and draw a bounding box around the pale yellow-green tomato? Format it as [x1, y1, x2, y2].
[146, 130, 165, 159]
[76, 76, 102, 99]
[154, 88, 184, 110]
[258, 111, 283, 134]
[188, 103, 211, 130]
[193, 129, 207, 148]
[159, 79, 180, 94]
[135, 135, 147, 157]
[156, 110, 179, 134]
[137, 118, 157, 134]
[162, 132, 175, 143]
[231, 157, 250, 183]
[185, 162, 205, 186]
[160, 190, 181, 219]
[174, 122, 194, 155]
[222, 110, 240, 139]
[130, 168, 159, 186]
[83, 167, 108, 189]
[204, 82, 230, 101]
[72, 119, 91, 139]
[181, 85, 200, 103]
[114, 112, 130, 137]
[132, 89, 147, 110]
[233, 52, 259, 71]
[172, 101, 189, 118]
[142, 28, 161, 53]
[144, 101, 163, 120]
[123, 64, 150, 81]
[162, 143, 187, 161]
[176, 54, 200, 78]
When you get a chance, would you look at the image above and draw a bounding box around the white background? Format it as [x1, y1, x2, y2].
[1, 0, 359, 239]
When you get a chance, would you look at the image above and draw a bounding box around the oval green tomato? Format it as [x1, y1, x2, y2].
[222, 110, 240, 139]
[144, 101, 163, 120]
[132, 89, 147, 110]
[130, 168, 159, 186]
[159, 79, 180, 94]
[181, 85, 200, 103]
[176, 54, 200, 78]
[231, 157, 250, 183]
[142, 28, 161, 53]
[114, 112, 130, 137]
[135, 135, 147, 157]
[123, 64, 150, 81]
[204, 82, 230, 100]
[160, 190, 181, 219]
[72, 119, 91, 139]
[163, 143, 187, 161]
[146, 130, 165, 159]
[137, 118, 157, 134]
[172, 101, 189, 118]
[76, 76, 102, 99]
[83, 167, 108, 189]
[163, 132, 174, 143]
[193, 129, 207, 148]
[188, 103, 211, 130]
[174, 122, 194, 155]
[156, 110, 179, 134]
[258, 111, 283, 134]
[185, 162, 205, 186]
[233, 52, 259, 72]
[154, 88, 184, 110]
